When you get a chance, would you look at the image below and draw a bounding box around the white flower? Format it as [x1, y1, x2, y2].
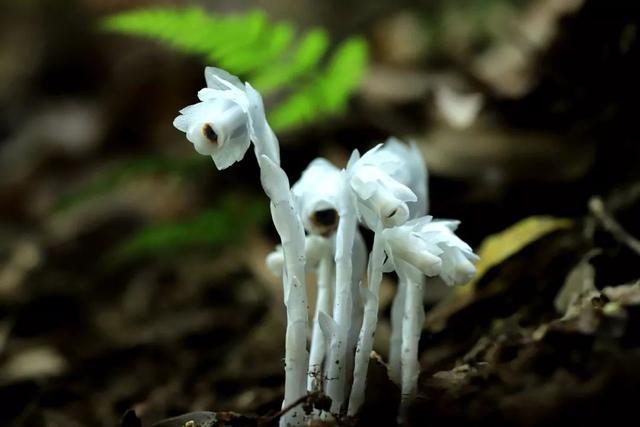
[382, 216, 478, 286]
[173, 67, 275, 169]
[291, 158, 343, 235]
[266, 235, 331, 276]
[347, 138, 427, 230]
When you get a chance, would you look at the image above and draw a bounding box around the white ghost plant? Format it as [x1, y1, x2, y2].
[381, 216, 478, 418]
[174, 67, 306, 427]
[173, 65, 478, 425]
[348, 139, 429, 416]
[291, 157, 366, 413]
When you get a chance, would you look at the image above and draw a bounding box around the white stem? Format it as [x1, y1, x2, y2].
[388, 276, 407, 385]
[398, 265, 424, 422]
[256, 155, 309, 427]
[344, 231, 367, 398]
[325, 173, 357, 414]
[348, 231, 385, 416]
[308, 253, 334, 392]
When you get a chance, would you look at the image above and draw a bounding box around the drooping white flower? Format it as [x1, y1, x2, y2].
[291, 158, 343, 236]
[173, 67, 278, 169]
[382, 216, 478, 286]
[367, 137, 428, 217]
[347, 138, 428, 230]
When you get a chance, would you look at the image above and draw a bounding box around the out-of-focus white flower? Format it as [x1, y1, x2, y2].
[173, 67, 276, 169]
[434, 85, 483, 129]
[347, 138, 427, 230]
[266, 234, 331, 276]
[382, 216, 478, 286]
[377, 137, 428, 217]
[292, 158, 343, 236]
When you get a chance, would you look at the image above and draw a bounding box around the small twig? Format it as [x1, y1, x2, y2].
[589, 196, 640, 256]
[260, 392, 319, 425]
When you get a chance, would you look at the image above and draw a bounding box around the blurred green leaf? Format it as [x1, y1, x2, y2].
[102, 7, 368, 131]
[54, 155, 207, 212]
[102, 8, 267, 59]
[269, 37, 368, 131]
[251, 29, 329, 93]
[321, 37, 369, 110]
[111, 197, 268, 263]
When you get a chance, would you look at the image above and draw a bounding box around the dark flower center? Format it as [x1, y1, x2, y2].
[202, 124, 218, 143]
[312, 209, 338, 227]
[385, 208, 398, 219]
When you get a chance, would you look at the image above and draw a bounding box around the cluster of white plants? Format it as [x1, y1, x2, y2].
[174, 67, 478, 426]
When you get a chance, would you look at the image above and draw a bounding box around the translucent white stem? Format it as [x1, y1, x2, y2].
[308, 253, 334, 391]
[325, 174, 357, 414]
[398, 265, 425, 421]
[257, 155, 309, 427]
[344, 231, 367, 398]
[388, 276, 407, 385]
[348, 231, 385, 416]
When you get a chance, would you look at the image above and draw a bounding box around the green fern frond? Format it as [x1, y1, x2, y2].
[321, 37, 368, 110]
[251, 29, 329, 93]
[53, 155, 207, 212]
[103, 8, 262, 58]
[269, 37, 368, 130]
[111, 197, 268, 262]
[102, 7, 368, 131]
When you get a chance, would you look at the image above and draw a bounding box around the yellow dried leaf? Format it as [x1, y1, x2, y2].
[467, 216, 573, 289]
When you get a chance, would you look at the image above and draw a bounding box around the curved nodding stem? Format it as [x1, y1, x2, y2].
[348, 229, 385, 416]
[258, 155, 309, 427]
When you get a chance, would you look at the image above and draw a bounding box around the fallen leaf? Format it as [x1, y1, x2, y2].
[467, 216, 573, 290]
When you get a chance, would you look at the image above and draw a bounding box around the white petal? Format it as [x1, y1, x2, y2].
[377, 173, 417, 203]
[357, 202, 380, 231]
[408, 141, 429, 215]
[358, 143, 384, 164]
[439, 247, 476, 286]
[244, 82, 280, 164]
[350, 173, 378, 200]
[384, 227, 442, 276]
[204, 66, 244, 90]
[173, 114, 190, 132]
[211, 133, 251, 169]
[346, 149, 361, 170]
[186, 124, 217, 156]
[198, 88, 227, 102]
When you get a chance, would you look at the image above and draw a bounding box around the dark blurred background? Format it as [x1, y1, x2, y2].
[1, 0, 640, 426]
